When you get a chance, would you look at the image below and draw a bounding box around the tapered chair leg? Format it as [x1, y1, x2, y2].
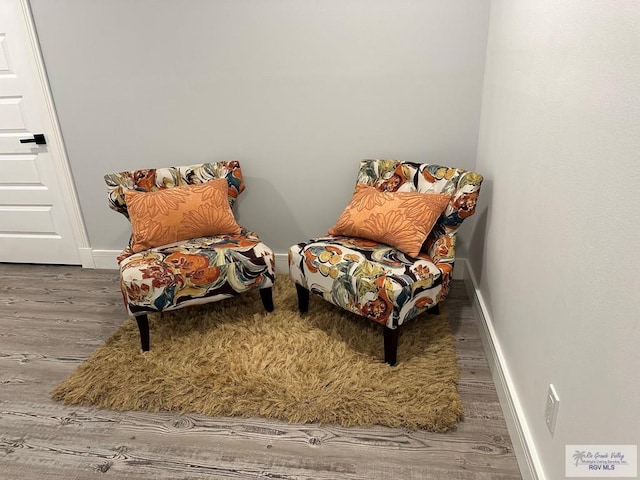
[135, 314, 150, 351]
[259, 287, 275, 312]
[383, 326, 399, 366]
[295, 283, 310, 314]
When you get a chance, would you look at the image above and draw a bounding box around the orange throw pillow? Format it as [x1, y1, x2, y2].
[328, 184, 451, 257]
[125, 179, 242, 253]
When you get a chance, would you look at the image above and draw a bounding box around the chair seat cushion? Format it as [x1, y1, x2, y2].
[119, 230, 275, 315]
[289, 236, 451, 328]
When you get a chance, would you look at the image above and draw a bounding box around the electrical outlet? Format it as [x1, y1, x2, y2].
[545, 384, 560, 436]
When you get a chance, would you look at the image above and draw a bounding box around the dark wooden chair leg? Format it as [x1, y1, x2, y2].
[295, 283, 309, 314]
[259, 287, 275, 312]
[135, 314, 150, 352]
[383, 326, 399, 366]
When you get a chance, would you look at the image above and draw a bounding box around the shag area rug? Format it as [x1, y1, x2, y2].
[52, 278, 463, 432]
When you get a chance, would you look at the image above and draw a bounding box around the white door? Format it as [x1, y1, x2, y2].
[0, 0, 87, 264]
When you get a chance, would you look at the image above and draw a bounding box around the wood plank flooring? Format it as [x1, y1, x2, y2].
[0, 264, 522, 479]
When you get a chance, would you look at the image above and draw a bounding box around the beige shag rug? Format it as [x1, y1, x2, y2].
[52, 277, 463, 431]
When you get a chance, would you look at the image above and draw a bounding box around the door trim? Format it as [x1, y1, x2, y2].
[20, 0, 91, 266]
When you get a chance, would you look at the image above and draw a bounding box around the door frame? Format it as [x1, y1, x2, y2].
[18, 0, 92, 267]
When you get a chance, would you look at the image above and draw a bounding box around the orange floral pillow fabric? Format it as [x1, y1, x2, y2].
[125, 179, 241, 253]
[328, 184, 451, 257]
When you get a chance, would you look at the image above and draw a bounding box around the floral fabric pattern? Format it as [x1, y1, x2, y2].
[120, 230, 275, 315]
[289, 159, 483, 329]
[328, 184, 451, 257]
[125, 179, 242, 253]
[104, 161, 275, 317]
[104, 161, 245, 219]
[357, 159, 484, 262]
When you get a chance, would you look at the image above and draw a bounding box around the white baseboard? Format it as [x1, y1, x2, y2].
[90, 249, 120, 269]
[78, 247, 95, 268]
[274, 253, 289, 274]
[461, 258, 544, 480]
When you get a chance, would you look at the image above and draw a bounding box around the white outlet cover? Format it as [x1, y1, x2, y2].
[545, 384, 560, 435]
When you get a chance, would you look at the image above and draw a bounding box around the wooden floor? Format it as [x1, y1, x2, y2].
[0, 263, 522, 480]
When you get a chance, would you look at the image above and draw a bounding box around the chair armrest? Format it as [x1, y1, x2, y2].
[428, 233, 456, 266]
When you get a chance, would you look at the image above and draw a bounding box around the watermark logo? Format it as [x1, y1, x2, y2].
[566, 445, 637, 477]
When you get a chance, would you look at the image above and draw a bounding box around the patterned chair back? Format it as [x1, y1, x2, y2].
[104, 161, 245, 220]
[356, 159, 483, 264]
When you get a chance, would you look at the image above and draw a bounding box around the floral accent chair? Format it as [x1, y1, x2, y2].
[288, 159, 483, 365]
[104, 161, 276, 351]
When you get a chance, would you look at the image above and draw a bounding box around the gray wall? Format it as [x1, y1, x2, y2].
[28, 2, 640, 478]
[30, 0, 490, 255]
[471, 1, 640, 478]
